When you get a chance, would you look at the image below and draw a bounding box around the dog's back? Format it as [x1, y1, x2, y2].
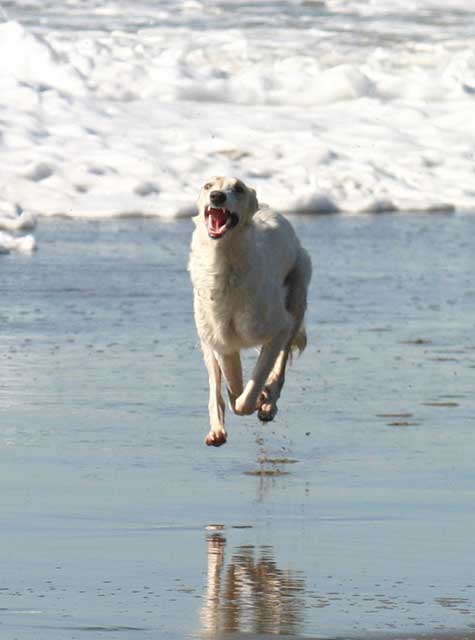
[253, 208, 312, 350]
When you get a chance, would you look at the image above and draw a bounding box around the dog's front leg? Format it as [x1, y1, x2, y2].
[215, 352, 243, 414]
[202, 344, 227, 447]
[234, 329, 290, 416]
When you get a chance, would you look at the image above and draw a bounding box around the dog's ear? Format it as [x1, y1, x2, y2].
[196, 181, 209, 216]
[247, 187, 259, 216]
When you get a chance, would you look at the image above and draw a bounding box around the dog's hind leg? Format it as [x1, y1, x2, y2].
[258, 258, 310, 422]
[234, 328, 290, 416]
[216, 352, 244, 414]
[257, 346, 289, 422]
[203, 344, 227, 447]
[257, 322, 304, 422]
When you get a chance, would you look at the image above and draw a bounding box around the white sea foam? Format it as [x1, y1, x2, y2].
[0, 0, 474, 234]
[0, 229, 36, 253]
[0, 203, 36, 253]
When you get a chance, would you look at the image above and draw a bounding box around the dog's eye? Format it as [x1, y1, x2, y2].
[204, 182, 213, 190]
[233, 184, 244, 194]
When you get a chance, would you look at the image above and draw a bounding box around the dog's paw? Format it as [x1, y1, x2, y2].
[258, 403, 277, 422]
[257, 387, 278, 422]
[205, 429, 227, 447]
[233, 395, 256, 416]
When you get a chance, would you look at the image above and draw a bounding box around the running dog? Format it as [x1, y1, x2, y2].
[189, 177, 311, 446]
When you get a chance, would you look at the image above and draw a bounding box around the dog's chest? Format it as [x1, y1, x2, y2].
[192, 262, 257, 349]
[196, 263, 244, 313]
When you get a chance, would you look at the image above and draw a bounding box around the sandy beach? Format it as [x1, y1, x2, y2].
[1, 212, 474, 639]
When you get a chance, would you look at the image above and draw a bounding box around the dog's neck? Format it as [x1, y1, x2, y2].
[193, 223, 253, 285]
[200, 221, 252, 256]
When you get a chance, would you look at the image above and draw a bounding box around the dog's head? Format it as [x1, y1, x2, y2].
[196, 176, 259, 240]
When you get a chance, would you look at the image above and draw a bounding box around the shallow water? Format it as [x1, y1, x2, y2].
[1, 213, 475, 639]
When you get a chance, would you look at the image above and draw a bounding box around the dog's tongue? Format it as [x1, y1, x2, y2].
[208, 208, 228, 231]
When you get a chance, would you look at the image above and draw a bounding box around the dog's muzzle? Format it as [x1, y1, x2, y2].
[205, 206, 239, 239]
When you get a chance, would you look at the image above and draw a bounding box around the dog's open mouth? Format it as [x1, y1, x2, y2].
[205, 206, 238, 239]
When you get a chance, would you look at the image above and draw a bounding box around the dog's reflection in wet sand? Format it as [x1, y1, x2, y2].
[200, 534, 305, 635]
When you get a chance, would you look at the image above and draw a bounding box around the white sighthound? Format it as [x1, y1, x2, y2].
[189, 177, 312, 446]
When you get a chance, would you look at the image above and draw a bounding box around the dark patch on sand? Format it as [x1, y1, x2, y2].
[387, 421, 419, 427]
[257, 457, 299, 465]
[244, 469, 290, 477]
[422, 401, 460, 408]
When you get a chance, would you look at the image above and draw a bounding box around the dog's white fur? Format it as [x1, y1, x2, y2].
[189, 177, 311, 446]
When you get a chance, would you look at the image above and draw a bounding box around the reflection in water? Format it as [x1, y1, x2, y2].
[200, 535, 305, 636]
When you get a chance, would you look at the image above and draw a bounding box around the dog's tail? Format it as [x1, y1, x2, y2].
[291, 323, 307, 355]
[286, 248, 311, 362]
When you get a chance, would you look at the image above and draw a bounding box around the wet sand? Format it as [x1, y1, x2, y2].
[1, 213, 474, 639]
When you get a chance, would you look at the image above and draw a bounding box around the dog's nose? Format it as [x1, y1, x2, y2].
[210, 190, 226, 206]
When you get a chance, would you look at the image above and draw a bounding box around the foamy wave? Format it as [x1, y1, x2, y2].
[0, 8, 474, 220]
[0, 230, 36, 254]
[0, 21, 85, 95]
